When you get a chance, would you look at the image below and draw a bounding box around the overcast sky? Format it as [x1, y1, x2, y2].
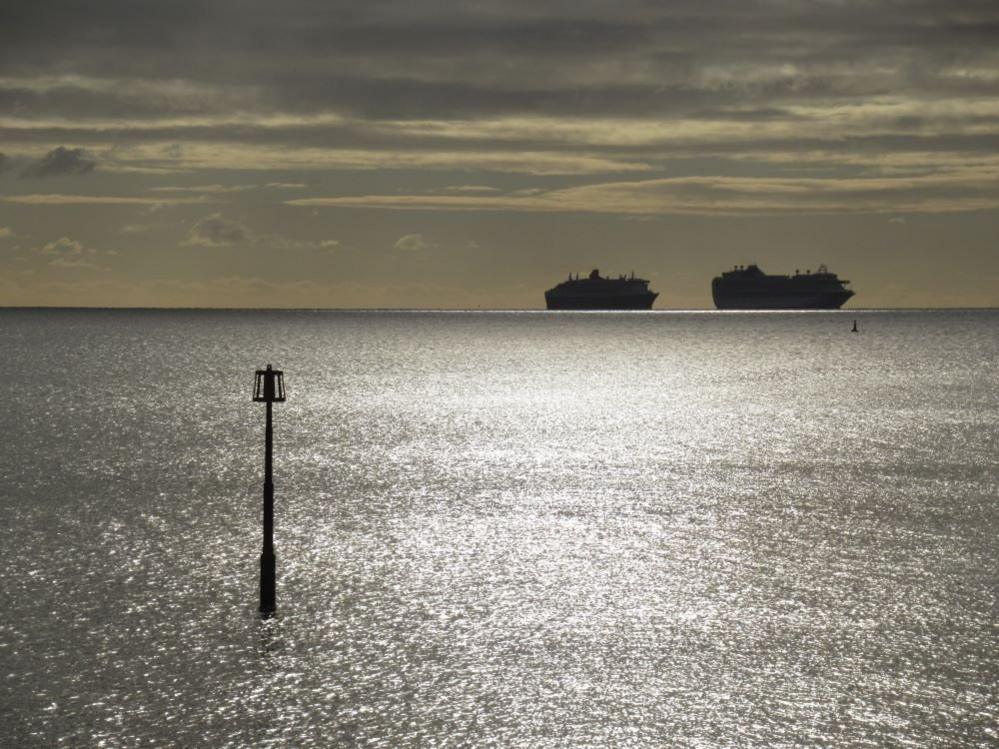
[1, 0, 997, 307]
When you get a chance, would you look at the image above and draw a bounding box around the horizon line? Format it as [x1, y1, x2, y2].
[1, 305, 997, 312]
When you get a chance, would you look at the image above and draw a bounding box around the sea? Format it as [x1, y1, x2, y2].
[1, 308, 996, 748]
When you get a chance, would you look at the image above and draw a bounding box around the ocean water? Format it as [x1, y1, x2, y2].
[1, 309, 996, 748]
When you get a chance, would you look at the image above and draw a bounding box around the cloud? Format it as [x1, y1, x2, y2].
[442, 185, 500, 193]
[0, 152, 8, 173]
[86, 140, 649, 175]
[0, 2, 996, 308]
[0, 75, 262, 122]
[36, 236, 100, 268]
[149, 183, 256, 193]
[393, 233, 432, 251]
[0, 226, 13, 238]
[181, 213, 253, 247]
[289, 170, 999, 216]
[8, 101, 998, 180]
[0, 194, 207, 205]
[1, 4, 998, 219]
[119, 223, 151, 234]
[4, 3, 999, 123]
[40, 237, 85, 256]
[180, 212, 328, 250]
[20, 146, 96, 178]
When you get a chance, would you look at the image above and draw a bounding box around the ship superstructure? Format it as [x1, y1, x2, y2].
[545, 269, 658, 310]
[711, 264, 854, 309]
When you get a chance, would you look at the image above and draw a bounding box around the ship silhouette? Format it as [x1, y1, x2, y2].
[545, 269, 658, 310]
[712, 264, 854, 309]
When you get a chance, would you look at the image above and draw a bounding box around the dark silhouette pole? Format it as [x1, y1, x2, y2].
[253, 365, 285, 618]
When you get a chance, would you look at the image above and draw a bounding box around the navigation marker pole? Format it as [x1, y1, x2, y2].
[253, 365, 286, 618]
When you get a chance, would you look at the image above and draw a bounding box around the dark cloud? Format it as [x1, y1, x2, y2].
[20, 146, 96, 178]
[687, 107, 804, 123]
[0, 152, 9, 173]
[0, 2, 996, 201]
[1, 1, 997, 121]
[0, 83, 256, 122]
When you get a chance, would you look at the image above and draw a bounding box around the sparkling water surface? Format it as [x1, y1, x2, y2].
[1, 309, 996, 747]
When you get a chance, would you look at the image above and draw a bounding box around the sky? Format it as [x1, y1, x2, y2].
[1, 0, 997, 308]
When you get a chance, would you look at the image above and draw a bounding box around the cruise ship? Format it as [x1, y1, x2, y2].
[712, 264, 854, 309]
[545, 269, 658, 310]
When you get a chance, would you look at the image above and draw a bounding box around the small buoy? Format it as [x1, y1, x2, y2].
[851, 319, 858, 333]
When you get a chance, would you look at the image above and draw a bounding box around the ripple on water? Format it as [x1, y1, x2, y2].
[0, 309, 996, 747]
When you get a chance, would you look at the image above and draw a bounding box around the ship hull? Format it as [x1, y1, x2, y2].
[545, 292, 658, 310]
[712, 290, 854, 310]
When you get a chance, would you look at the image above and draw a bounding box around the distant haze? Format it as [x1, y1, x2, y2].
[1, 1, 997, 308]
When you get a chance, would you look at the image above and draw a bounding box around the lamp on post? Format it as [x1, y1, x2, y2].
[253, 364, 285, 618]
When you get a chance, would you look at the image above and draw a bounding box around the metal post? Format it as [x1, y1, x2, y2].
[260, 399, 276, 617]
[253, 364, 284, 618]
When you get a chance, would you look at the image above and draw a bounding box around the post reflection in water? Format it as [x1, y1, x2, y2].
[0, 309, 996, 747]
